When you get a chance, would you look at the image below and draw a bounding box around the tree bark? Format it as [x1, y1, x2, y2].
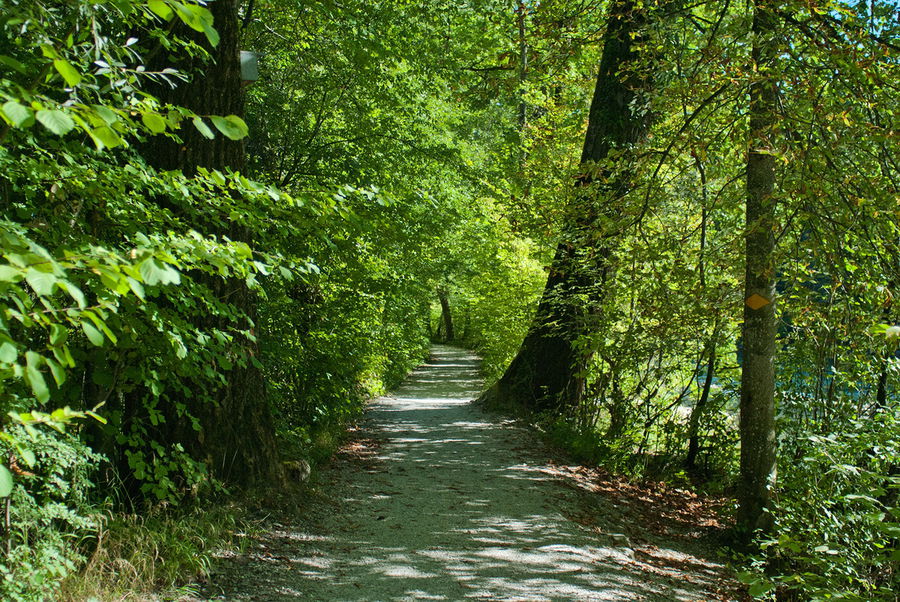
[140, 0, 281, 487]
[876, 354, 889, 411]
[141, 0, 247, 173]
[437, 288, 454, 342]
[479, 0, 653, 414]
[686, 338, 716, 470]
[874, 280, 895, 413]
[738, 0, 779, 538]
[686, 157, 714, 471]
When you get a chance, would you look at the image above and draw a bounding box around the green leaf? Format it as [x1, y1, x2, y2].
[24, 268, 57, 296]
[49, 323, 67, 346]
[25, 351, 49, 403]
[20, 450, 35, 468]
[147, 0, 173, 19]
[53, 59, 82, 87]
[748, 581, 773, 596]
[82, 322, 104, 347]
[127, 277, 145, 300]
[59, 281, 86, 308]
[173, 2, 215, 36]
[91, 126, 123, 149]
[879, 524, 900, 538]
[51, 345, 75, 368]
[97, 321, 117, 345]
[0, 466, 12, 498]
[45, 356, 66, 387]
[1, 101, 34, 127]
[234, 242, 253, 259]
[36, 109, 75, 135]
[91, 104, 119, 126]
[210, 170, 227, 186]
[0, 265, 21, 282]
[200, 20, 220, 46]
[0, 341, 17, 364]
[141, 112, 167, 134]
[210, 115, 248, 140]
[95, 265, 128, 294]
[139, 258, 181, 286]
[85, 410, 107, 425]
[0, 55, 27, 74]
[192, 116, 215, 140]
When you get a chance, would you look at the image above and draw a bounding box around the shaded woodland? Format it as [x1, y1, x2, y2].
[0, 0, 897, 599]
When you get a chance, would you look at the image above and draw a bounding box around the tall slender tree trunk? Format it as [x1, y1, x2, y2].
[686, 335, 716, 470]
[874, 279, 895, 412]
[479, 0, 653, 414]
[686, 157, 715, 471]
[437, 288, 454, 342]
[738, 0, 779, 538]
[140, 0, 281, 487]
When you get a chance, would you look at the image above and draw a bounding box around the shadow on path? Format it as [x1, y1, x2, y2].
[202, 346, 738, 601]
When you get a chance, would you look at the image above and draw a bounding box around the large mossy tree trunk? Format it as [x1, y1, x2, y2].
[479, 0, 653, 414]
[140, 0, 281, 487]
[738, 0, 779, 539]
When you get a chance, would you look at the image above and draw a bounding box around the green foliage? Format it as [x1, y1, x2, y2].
[455, 235, 545, 381]
[499, 1, 899, 599]
[0, 0, 322, 595]
[0, 426, 102, 601]
[60, 503, 252, 601]
[0, 0, 243, 149]
[0, 0, 895, 599]
[242, 0, 544, 459]
[741, 417, 900, 600]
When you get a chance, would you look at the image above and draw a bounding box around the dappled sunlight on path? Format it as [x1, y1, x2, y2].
[202, 346, 738, 601]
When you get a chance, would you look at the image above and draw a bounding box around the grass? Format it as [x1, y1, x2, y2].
[58, 501, 254, 601]
[54, 400, 373, 601]
[57, 422, 347, 601]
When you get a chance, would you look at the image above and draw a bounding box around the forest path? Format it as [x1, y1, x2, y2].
[200, 345, 740, 601]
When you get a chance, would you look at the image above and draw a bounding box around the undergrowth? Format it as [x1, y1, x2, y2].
[59, 502, 254, 602]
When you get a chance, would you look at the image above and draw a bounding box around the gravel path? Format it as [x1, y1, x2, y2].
[202, 345, 739, 601]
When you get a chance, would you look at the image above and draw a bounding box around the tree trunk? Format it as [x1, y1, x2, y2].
[686, 157, 714, 471]
[876, 360, 889, 410]
[605, 375, 627, 439]
[738, 0, 779, 539]
[140, 0, 281, 487]
[874, 280, 895, 413]
[686, 338, 716, 470]
[479, 0, 653, 414]
[438, 288, 454, 342]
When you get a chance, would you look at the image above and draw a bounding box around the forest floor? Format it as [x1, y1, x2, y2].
[193, 345, 746, 601]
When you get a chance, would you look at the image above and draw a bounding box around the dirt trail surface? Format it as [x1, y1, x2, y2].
[201, 346, 742, 601]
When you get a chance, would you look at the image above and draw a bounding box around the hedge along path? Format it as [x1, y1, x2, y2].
[202, 345, 741, 601]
